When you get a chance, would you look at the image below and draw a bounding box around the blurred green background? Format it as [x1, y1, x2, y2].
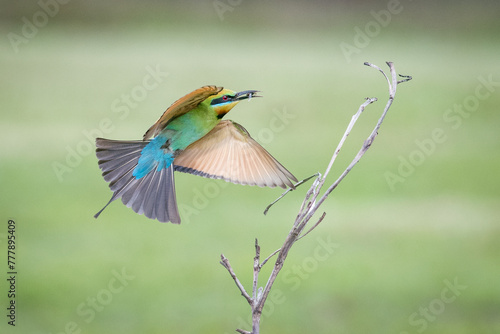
[1, 0, 499, 333]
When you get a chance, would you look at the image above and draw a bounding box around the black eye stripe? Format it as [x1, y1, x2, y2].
[211, 95, 234, 105]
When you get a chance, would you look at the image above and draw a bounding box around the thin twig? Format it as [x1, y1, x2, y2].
[297, 211, 327, 241]
[364, 62, 391, 91]
[398, 74, 413, 84]
[236, 330, 251, 334]
[260, 248, 281, 268]
[293, 97, 376, 230]
[263, 173, 319, 215]
[320, 97, 377, 186]
[220, 255, 253, 306]
[301, 62, 405, 225]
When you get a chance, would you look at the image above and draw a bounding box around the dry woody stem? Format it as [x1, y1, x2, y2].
[220, 62, 412, 334]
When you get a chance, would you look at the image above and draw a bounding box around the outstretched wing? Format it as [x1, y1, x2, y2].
[143, 85, 223, 140]
[174, 120, 297, 189]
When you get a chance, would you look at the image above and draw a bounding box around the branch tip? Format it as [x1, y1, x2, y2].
[397, 74, 412, 84]
[236, 329, 251, 334]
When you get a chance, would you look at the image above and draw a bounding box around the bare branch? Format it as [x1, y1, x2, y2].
[236, 329, 252, 334]
[364, 62, 391, 91]
[297, 211, 327, 241]
[263, 173, 320, 215]
[260, 248, 281, 268]
[223, 62, 412, 334]
[252, 239, 260, 301]
[320, 97, 377, 185]
[220, 254, 253, 306]
[303, 62, 410, 224]
[293, 172, 322, 229]
[398, 74, 413, 84]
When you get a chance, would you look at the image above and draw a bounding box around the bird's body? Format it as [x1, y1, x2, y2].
[133, 102, 220, 179]
[162, 103, 220, 150]
[95, 86, 297, 224]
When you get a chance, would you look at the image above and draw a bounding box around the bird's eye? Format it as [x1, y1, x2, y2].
[222, 95, 229, 101]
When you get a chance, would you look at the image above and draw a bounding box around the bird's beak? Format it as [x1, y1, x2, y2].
[234, 90, 261, 101]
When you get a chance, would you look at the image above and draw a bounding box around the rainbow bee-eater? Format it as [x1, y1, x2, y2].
[94, 85, 297, 224]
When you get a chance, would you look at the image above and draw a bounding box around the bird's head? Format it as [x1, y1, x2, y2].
[207, 88, 260, 118]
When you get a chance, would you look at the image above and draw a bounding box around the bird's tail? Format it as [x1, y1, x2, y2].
[94, 138, 180, 224]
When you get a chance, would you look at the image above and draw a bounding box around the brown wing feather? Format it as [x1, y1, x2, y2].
[143, 85, 223, 140]
[173, 120, 297, 189]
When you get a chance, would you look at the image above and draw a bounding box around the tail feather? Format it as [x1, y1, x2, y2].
[155, 171, 170, 223]
[120, 174, 148, 206]
[134, 169, 159, 215]
[94, 138, 180, 224]
[100, 151, 142, 180]
[142, 169, 162, 216]
[107, 164, 137, 192]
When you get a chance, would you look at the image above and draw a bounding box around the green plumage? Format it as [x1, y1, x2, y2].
[164, 103, 221, 151]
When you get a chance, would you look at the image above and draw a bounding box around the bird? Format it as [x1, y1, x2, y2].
[94, 85, 297, 224]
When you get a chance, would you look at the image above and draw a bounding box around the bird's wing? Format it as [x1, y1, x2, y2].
[143, 85, 223, 140]
[174, 120, 297, 189]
